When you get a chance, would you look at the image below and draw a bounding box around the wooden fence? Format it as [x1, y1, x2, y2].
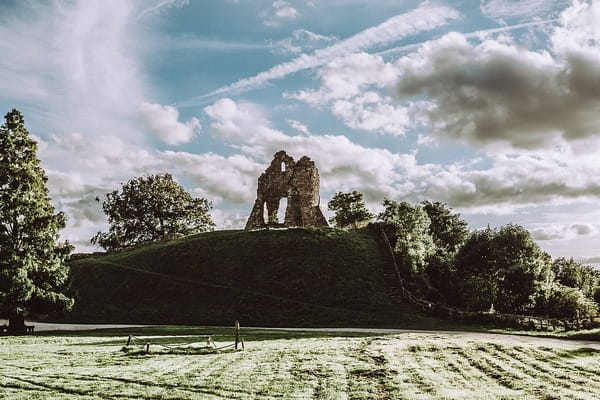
[375, 224, 600, 331]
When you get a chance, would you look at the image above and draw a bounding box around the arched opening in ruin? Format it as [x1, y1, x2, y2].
[278, 197, 287, 224]
[281, 161, 286, 172]
[263, 202, 269, 224]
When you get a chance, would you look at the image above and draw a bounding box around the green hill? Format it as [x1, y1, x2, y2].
[63, 226, 432, 327]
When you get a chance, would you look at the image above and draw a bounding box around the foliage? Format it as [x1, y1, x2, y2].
[327, 191, 374, 229]
[378, 199, 435, 276]
[551, 257, 599, 298]
[545, 285, 599, 319]
[421, 201, 469, 254]
[455, 224, 552, 314]
[0, 109, 73, 323]
[92, 173, 215, 250]
[423, 251, 457, 303]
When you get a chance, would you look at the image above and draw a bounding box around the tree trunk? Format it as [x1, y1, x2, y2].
[8, 313, 25, 334]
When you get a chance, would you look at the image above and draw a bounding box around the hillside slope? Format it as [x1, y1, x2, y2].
[64, 227, 423, 327]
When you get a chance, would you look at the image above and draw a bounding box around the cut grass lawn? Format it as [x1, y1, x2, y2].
[1, 326, 599, 400]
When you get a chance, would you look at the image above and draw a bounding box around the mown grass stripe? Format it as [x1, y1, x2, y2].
[477, 343, 595, 400]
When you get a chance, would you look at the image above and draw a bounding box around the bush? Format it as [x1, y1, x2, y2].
[547, 286, 598, 319]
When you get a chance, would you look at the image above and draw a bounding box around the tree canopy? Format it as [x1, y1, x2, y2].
[551, 257, 599, 298]
[421, 201, 469, 254]
[378, 199, 435, 276]
[455, 224, 552, 313]
[327, 191, 373, 229]
[92, 173, 215, 250]
[0, 109, 73, 328]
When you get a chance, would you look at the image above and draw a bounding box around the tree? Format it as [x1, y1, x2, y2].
[327, 191, 373, 229]
[92, 173, 215, 250]
[0, 109, 73, 331]
[551, 257, 598, 298]
[421, 201, 469, 254]
[546, 286, 598, 319]
[455, 224, 552, 313]
[378, 199, 435, 276]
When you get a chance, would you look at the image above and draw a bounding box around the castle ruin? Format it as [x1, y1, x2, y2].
[245, 150, 329, 229]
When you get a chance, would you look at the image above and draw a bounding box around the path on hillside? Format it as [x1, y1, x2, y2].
[5, 321, 598, 349]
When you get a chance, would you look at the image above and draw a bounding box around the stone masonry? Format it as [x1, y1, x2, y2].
[245, 150, 329, 229]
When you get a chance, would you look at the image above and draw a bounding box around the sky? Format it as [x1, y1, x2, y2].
[1, 0, 600, 264]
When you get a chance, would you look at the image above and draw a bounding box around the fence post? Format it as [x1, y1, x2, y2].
[235, 321, 240, 350]
[145, 342, 150, 353]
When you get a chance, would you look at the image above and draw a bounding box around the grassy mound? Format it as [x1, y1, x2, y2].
[64, 227, 419, 327]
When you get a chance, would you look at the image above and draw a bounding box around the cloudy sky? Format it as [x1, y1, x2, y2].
[1, 0, 600, 264]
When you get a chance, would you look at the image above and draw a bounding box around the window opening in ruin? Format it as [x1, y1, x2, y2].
[278, 197, 287, 224]
[263, 202, 269, 224]
[281, 162, 286, 172]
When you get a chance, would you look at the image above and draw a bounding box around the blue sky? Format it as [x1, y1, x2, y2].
[1, 0, 600, 264]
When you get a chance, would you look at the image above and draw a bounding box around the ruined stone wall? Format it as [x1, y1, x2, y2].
[245, 151, 328, 229]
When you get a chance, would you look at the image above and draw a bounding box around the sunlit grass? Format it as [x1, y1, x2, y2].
[1, 327, 599, 399]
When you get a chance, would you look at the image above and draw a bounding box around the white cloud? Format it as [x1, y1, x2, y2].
[330, 93, 411, 136]
[287, 119, 311, 135]
[271, 29, 336, 56]
[203, 98, 425, 202]
[480, 0, 568, 22]
[139, 102, 200, 145]
[37, 128, 264, 251]
[419, 148, 600, 211]
[263, 0, 300, 26]
[0, 0, 149, 143]
[286, 52, 412, 135]
[530, 223, 599, 241]
[202, 98, 600, 216]
[393, 1, 600, 151]
[160, 36, 267, 51]
[287, 52, 398, 104]
[158, 151, 263, 204]
[139, 0, 190, 18]
[377, 19, 558, 58]
[179, 3, 459, 104]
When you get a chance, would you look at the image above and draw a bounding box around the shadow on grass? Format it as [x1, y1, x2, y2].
[120, 345, 235, 356]
[6, 369, 268, 399]
[51, 326, 378, 347]
[543, 346, 600, 362]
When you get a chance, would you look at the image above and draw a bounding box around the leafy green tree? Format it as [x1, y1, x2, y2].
[455, 224, 552, 313]
[419, 202, 469, 302]
[327, 191, 373, 229]
[0, 109, 73, 330]
[454, 228, 498, 310]
[546, 286, 598, 319]
[378, 199, 435, 276]
[421, 201, 469, 254]
[92, 173, 215, 250]
[551, 258, 598, 298]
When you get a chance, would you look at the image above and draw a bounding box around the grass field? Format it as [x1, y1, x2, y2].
[1, 326, 599, 400]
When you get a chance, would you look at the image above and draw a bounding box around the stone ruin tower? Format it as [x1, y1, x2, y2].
[245, 150, 329, 229]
